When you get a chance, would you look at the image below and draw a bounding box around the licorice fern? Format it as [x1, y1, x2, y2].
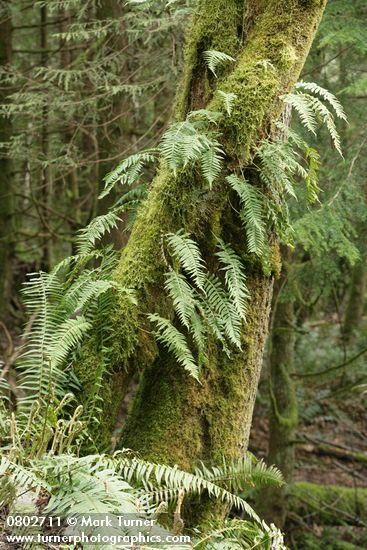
[147, 313, 200, 380]
[281, 80, 346, 156]
[149, 233, 250, 378]
[226, 174, 267, 256]
[159, 115, 224, 186]
[203, 50, 235, 77]
[166, 230, 207, 291]
[99, 150, 157, 199]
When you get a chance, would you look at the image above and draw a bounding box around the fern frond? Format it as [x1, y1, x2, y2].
[166, 231, 206, 291]
[148, 314, 200, 380]
[295, 81, 347, 120]
[203, 50, 235, 77]
[193, 518, 286, 549]
[203, 275, 242, 348]
[215, 240, 249, 321]
[76, 209, 122, 254]
[116, 454, 260, 522]
[159, 119, 223, 185]
[99, 151, 156, 199]
[308, 95, 343, 156]
[194, 456, 283, 494]
[281, 92, 317, 134]
[226, 175, 266, 256]
[217, 91, 237, 116]
[200, 141, 224, 188]
[164, 270, 196, 329]
[48, 317, 91, 367]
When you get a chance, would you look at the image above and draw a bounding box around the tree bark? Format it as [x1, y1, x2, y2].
[260, 251, 298, 528]
[76, 0, 327, 471]
[343, 259, 366, 343]
[0, 0, 14, 318]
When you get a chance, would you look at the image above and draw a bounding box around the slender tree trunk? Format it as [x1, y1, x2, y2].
[0, 0, 14, 318]
[343, 259, 366, 343]
[76, 0, 327, 471]
[39, 5, 51, 269]
[260, 252, 298, 528]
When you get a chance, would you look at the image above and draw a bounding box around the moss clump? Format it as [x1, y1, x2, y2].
[175, 0, 243, 118]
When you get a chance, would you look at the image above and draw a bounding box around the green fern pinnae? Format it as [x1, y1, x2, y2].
[166, 231, 206, 291]
[116, 454, 260, 522]
[203, 275, 242, 349]
[215, 240, 249, 321]
[76, 209, 122, 254]
[203, 50, 235, 77]
[308, 95, 343, 156]
[194, 456, 283, 494]
[217, 90, 237, 116]
[159, 121, 196, 174]
[148, 314, 200, 380]
[281, 92, 317, 134]
[226, 175, 266, 256]
[188, 311, 208, 367]
[194, 518, 286, 550]
[99, 151, 156, 199]
[200, 142, 224, 188]
[295, 81, 347, 121]
[305, 147, 321, 203]
[164, 270, 197, 329]
[48, 317, 91, 368]
[282, 82, 345, 157]
[159, 119, 223, 185]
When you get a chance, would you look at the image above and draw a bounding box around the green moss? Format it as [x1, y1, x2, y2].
[297, 526, 367, 550]
[290, 482, 367, 525]
[175, 0, 243, 118]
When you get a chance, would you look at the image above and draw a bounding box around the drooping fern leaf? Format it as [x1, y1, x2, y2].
[147, 314, 200, 380]
[217, 90, 237, 116]
[282, 81, 346, 156]
[226, 175, 266, 256]
[164, 270, 197, 329]
[99, 150, 156, 199]
[203, 274, 242, 349]
[76, 209, 122, 254]
[166, 231, 206, 290]
[215, 240, 249, 321]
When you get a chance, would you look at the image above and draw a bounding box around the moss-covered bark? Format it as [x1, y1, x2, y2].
[0, 1, 14, 318]
[75, 0, 327, 464]
[260, 253, 298, 527]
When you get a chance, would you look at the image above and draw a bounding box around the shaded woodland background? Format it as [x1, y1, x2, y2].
[0, 1, 367, 549]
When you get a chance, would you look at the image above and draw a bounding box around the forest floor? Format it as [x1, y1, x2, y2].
[249, 395, 367, 489]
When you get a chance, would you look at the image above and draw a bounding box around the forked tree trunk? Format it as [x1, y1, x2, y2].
[0, 0, 14, 318]
[76, 0, 327, 471]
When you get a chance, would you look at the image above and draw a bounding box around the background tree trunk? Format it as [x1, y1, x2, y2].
[0, 0, 14, 318]
[343, 259, 366, 343]
[260, 251, 298, 528]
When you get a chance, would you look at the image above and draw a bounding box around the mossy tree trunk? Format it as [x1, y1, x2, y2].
[0, 1, 14, 318]
[76, 0, 327, 474]
[260, 250, 298, 528]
